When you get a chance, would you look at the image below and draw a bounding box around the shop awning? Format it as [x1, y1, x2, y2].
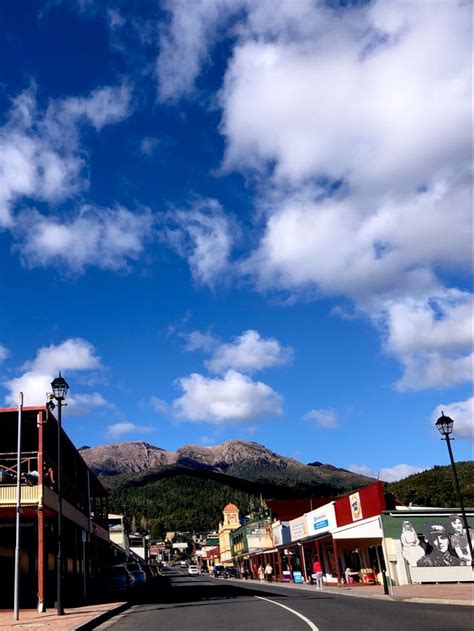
[332, 516, 382, 540]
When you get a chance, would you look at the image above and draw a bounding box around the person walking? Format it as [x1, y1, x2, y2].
[312, 559, 324, 590]
[264, 562, 273, 583]
[258, 564, 265, 582]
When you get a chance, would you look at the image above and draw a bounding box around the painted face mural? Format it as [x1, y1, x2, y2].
[399, 518, 472, 567]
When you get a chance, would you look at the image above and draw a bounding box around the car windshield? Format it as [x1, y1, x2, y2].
[111, 567, 126, 576]
[127, 564, 140, 571]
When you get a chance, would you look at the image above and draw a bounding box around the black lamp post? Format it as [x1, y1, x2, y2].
[435, 411, 473, 566]
[50, 373, 69, 615]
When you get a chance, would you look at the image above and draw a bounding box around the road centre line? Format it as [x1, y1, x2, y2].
[255, 596, 320, 631]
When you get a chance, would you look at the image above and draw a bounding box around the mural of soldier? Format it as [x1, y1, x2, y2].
[448, 514, 474, 565]
[417, 524, 461, 567]
[400, 520, 425, 566]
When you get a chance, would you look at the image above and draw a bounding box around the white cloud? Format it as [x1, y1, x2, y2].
[16, 205, 153, 273]
[106, 422, 153, 439]
[182, 330, 217, 352]
[156, 0, 235, 101]
[150, 396, 169, 415]
[162, 198, 234, 286]
[173, 369, 283, 425]
[347, 464, 374, 477]
[379, 464, 426, 483]
[68, 392, 111, 415]
[206, 329, 292, 374]
[376, 290, 473, 391]
[302, 408, 338, 429]
[4, 338, 100, 407]
[348, 463, 425, 482]
[432, 397, 473, 440]
[0, 346, 9, 362]
[0, 83, 131, 228]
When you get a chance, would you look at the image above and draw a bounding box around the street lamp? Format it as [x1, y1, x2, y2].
[49, 373, 69, 615]
[435, 411, 473, 566]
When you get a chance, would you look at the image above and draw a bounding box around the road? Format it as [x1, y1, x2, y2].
[100, 568, 473, 631]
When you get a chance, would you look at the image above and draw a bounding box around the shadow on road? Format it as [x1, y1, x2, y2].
[126, 572, 331, 612]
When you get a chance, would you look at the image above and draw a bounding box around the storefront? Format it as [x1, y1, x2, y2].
[381, 508, 474, 585]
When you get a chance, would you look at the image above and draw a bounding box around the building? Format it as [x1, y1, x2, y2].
[218, 503, 240, 565]
[230, 508, 274, 575]
[0, 406, 119, 609]
[108, 513, 130, 555]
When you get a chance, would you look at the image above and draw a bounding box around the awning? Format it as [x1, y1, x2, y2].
[332, 516, 382, 540]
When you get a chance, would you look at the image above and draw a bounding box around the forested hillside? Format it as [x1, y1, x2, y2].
[109, 473, 262, 535]
[386, 461, 474, 508]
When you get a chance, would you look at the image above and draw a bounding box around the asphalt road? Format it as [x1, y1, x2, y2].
[100, 568, 473, 631]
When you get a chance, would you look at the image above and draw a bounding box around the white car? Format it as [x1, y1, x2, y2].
[188, 565, 200, 576]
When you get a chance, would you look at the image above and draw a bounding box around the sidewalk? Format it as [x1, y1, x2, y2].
[0, 602, 129, 630]
[231, 577, 474, 606]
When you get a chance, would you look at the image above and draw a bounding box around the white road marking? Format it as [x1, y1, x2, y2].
[255, 595, 320, 631]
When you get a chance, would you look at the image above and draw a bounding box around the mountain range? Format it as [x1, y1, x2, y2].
[79, 439, 372, 492]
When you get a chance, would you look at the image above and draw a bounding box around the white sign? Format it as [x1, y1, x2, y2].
[349, 492, 363, 522]
[305, 503, 336, 536]
[289, 516, 308, 541]
[272, 523, 283, 547]
[172, 542, 189, 549]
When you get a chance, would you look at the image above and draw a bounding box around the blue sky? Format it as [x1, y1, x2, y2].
[0, 0, 472, 482]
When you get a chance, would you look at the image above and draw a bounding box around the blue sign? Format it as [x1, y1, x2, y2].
[293, 571, 304, 583]
[314, 518, 329, 530]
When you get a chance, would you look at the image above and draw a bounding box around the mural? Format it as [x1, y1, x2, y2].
[400, 515, 473, 567]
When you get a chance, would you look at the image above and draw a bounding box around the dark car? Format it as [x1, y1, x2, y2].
[213, 564, 225, 577]
[126, 562, 147, 587]
[223, 567, 239, 579]
[103, 564, 135, 596]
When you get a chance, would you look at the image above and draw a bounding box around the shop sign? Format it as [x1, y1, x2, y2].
[289, 516, 308, 541]
[305, 503, 336, 536]
[293, 571, 304, 583]
[349, 492, 363, 522]
[273, 524, 283, 547]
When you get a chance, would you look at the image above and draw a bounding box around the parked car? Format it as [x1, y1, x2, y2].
[103, 564, 135, 595]
[180, 560, 187, 567]
[213, 565, 225, 577]
[126, 562, 147, 587]
[188, 565, 200, 575]
[142, 564, 158, 584]
[223, 567, 239, 579]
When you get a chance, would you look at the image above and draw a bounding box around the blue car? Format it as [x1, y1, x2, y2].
[126, 562, 147, 587]
[104, 565, 135, 595]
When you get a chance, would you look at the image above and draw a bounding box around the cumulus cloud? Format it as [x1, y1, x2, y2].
[4, 338, 101, 407]
[0, 83, 131, 228]
[16, 205, 153, 273]
[162, 198, 234, 286]
[302, 408, 338, 429]
[217, 1, 471, 392]
[206, 329, 293, 374]
[173, 369, 283, 425]
[432, 397, 473, 440]
[376, 290, 474, 391]
[106, 421, 153, 439]
[348, 463, 425, 482]
[0, 346, 9, 362]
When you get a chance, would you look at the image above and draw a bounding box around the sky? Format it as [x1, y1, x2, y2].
[0, 0, 472, 483]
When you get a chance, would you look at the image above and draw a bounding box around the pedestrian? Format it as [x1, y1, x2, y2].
[258, 564, 265, 582]
[312, 559, 324, 590]
[264, 562, 273, 583]
[344, 566, 354, 584]
[253, 562, 258, 579]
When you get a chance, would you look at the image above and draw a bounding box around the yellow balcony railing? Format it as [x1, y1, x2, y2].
[0, 484, 39, 506]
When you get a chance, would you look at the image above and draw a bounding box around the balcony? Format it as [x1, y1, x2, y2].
[0, 451, 41, 507]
